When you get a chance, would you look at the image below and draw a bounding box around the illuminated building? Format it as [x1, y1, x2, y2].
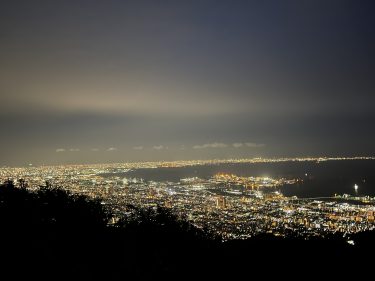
[216, 196, 227, 209]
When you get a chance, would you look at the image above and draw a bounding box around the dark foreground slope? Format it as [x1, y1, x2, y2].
[0, 181, 374, 280]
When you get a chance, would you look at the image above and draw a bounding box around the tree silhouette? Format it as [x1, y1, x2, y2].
[0, 179, 374, 280]
[18, 178, 27, 189]
[0, 180, 215, 279]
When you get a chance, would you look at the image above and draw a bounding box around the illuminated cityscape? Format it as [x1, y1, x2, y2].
[2, 1, 375, 278]
[2, 156, 375, 241]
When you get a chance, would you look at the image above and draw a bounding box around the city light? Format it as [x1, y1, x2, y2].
[1, 156, 375, 241]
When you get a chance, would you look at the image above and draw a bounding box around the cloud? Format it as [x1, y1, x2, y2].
[232, 142, 265, 148]
[91, 148, 99, 152]
[193, 142, 228, 149]
[69, 148, 80, 152]
[232, 143, 244, 148]
[153, 145, 164, 150]
[107, 147, 117, 151]
[56, 148, 65, 152]
[245, 142, 265, 148]
[133, 146, 144, 150]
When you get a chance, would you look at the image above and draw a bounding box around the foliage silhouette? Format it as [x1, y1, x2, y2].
[0, 179, 374, 280]
[0, 180, 215, 280]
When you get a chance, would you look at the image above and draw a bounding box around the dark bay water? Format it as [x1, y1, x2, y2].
[104, 160, 375, 198]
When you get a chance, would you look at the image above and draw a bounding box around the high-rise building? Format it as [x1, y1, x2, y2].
[216, 196, 227, 209]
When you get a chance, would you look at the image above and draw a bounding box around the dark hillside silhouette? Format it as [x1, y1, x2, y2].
[0, 180, 214, 280]
[0, 180, 374, 280]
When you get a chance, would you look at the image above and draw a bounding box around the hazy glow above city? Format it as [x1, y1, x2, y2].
[1, 1, 374, 166]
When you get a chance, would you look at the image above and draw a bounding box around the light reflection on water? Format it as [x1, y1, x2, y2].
[102, 160, 375, 198]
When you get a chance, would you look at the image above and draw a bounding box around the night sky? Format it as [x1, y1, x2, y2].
[1, 0, 374, 166]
